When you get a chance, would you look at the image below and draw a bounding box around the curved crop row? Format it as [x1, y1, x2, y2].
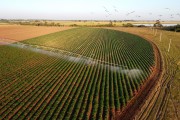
[0, 28, 155, 119]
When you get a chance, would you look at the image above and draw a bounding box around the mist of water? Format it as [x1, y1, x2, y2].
[0, 41, 11, 45]
[4, 41, 143, 79]
[121, 69, 143, 78]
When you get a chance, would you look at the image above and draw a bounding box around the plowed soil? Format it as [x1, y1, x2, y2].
[0, 25, 73, 41]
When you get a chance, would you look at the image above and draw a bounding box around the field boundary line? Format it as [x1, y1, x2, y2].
[108, 28, 163, 120]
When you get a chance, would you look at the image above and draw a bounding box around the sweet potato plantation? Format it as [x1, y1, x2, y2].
[0, 28, 155, 119]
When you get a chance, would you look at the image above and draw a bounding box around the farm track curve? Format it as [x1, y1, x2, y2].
[108, 27, 179, 120]
[114, 33, 163, 120]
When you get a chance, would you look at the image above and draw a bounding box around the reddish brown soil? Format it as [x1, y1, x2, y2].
[0, 25, 73, 41]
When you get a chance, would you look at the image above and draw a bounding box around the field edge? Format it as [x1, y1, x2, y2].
[111, 29, 163, 120]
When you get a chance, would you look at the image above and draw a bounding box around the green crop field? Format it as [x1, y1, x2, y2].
[0, 28, 155, 119]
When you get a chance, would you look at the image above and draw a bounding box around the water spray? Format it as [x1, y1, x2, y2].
[0, 38, 144, 79]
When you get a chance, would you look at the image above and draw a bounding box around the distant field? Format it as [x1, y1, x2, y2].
[42, 20, 180, 26]
[0, 28, 156, 119]
[0, 25, 73, 41]
[1, 20, 180, 27]
[0, 23, 9, 25]
[51, 21, 124, 26]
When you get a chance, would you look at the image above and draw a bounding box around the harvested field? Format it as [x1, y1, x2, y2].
[0, 25, 73, 42]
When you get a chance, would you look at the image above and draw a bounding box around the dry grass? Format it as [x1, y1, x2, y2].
[45, 21, 180, 26]
[0, 25, 73, 41]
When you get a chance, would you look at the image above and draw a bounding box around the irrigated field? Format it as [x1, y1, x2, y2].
[0, 28, 156, 119]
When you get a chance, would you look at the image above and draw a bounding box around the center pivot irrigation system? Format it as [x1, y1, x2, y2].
[0, 27, 157, 120]
[0, 38, 130, 71]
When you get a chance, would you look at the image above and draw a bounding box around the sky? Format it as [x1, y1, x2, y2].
[0, 0, 180, 20]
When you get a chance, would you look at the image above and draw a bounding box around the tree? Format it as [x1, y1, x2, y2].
[44, 21, 48, 25]
[154, 20, 163, 27]
[122, 23, 133, 27]
[109, 20, 113, 27]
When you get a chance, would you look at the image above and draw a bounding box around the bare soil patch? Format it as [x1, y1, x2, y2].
[0, 25, 73, 42]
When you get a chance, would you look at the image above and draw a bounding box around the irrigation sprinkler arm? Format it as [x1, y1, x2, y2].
[2, 38, 129, 69]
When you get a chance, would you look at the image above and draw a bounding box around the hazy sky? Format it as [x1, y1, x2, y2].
[0, 0, 180, 20]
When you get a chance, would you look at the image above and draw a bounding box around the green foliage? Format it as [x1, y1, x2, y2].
[162, 24, 180, 32]
[0, 19, 9, 23]
[153, 20, 163, 27]
[122, 23, 134, 27]
[0, 28, 155, 119]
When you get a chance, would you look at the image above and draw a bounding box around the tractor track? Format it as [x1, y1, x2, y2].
[114, 33, 163, 120]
